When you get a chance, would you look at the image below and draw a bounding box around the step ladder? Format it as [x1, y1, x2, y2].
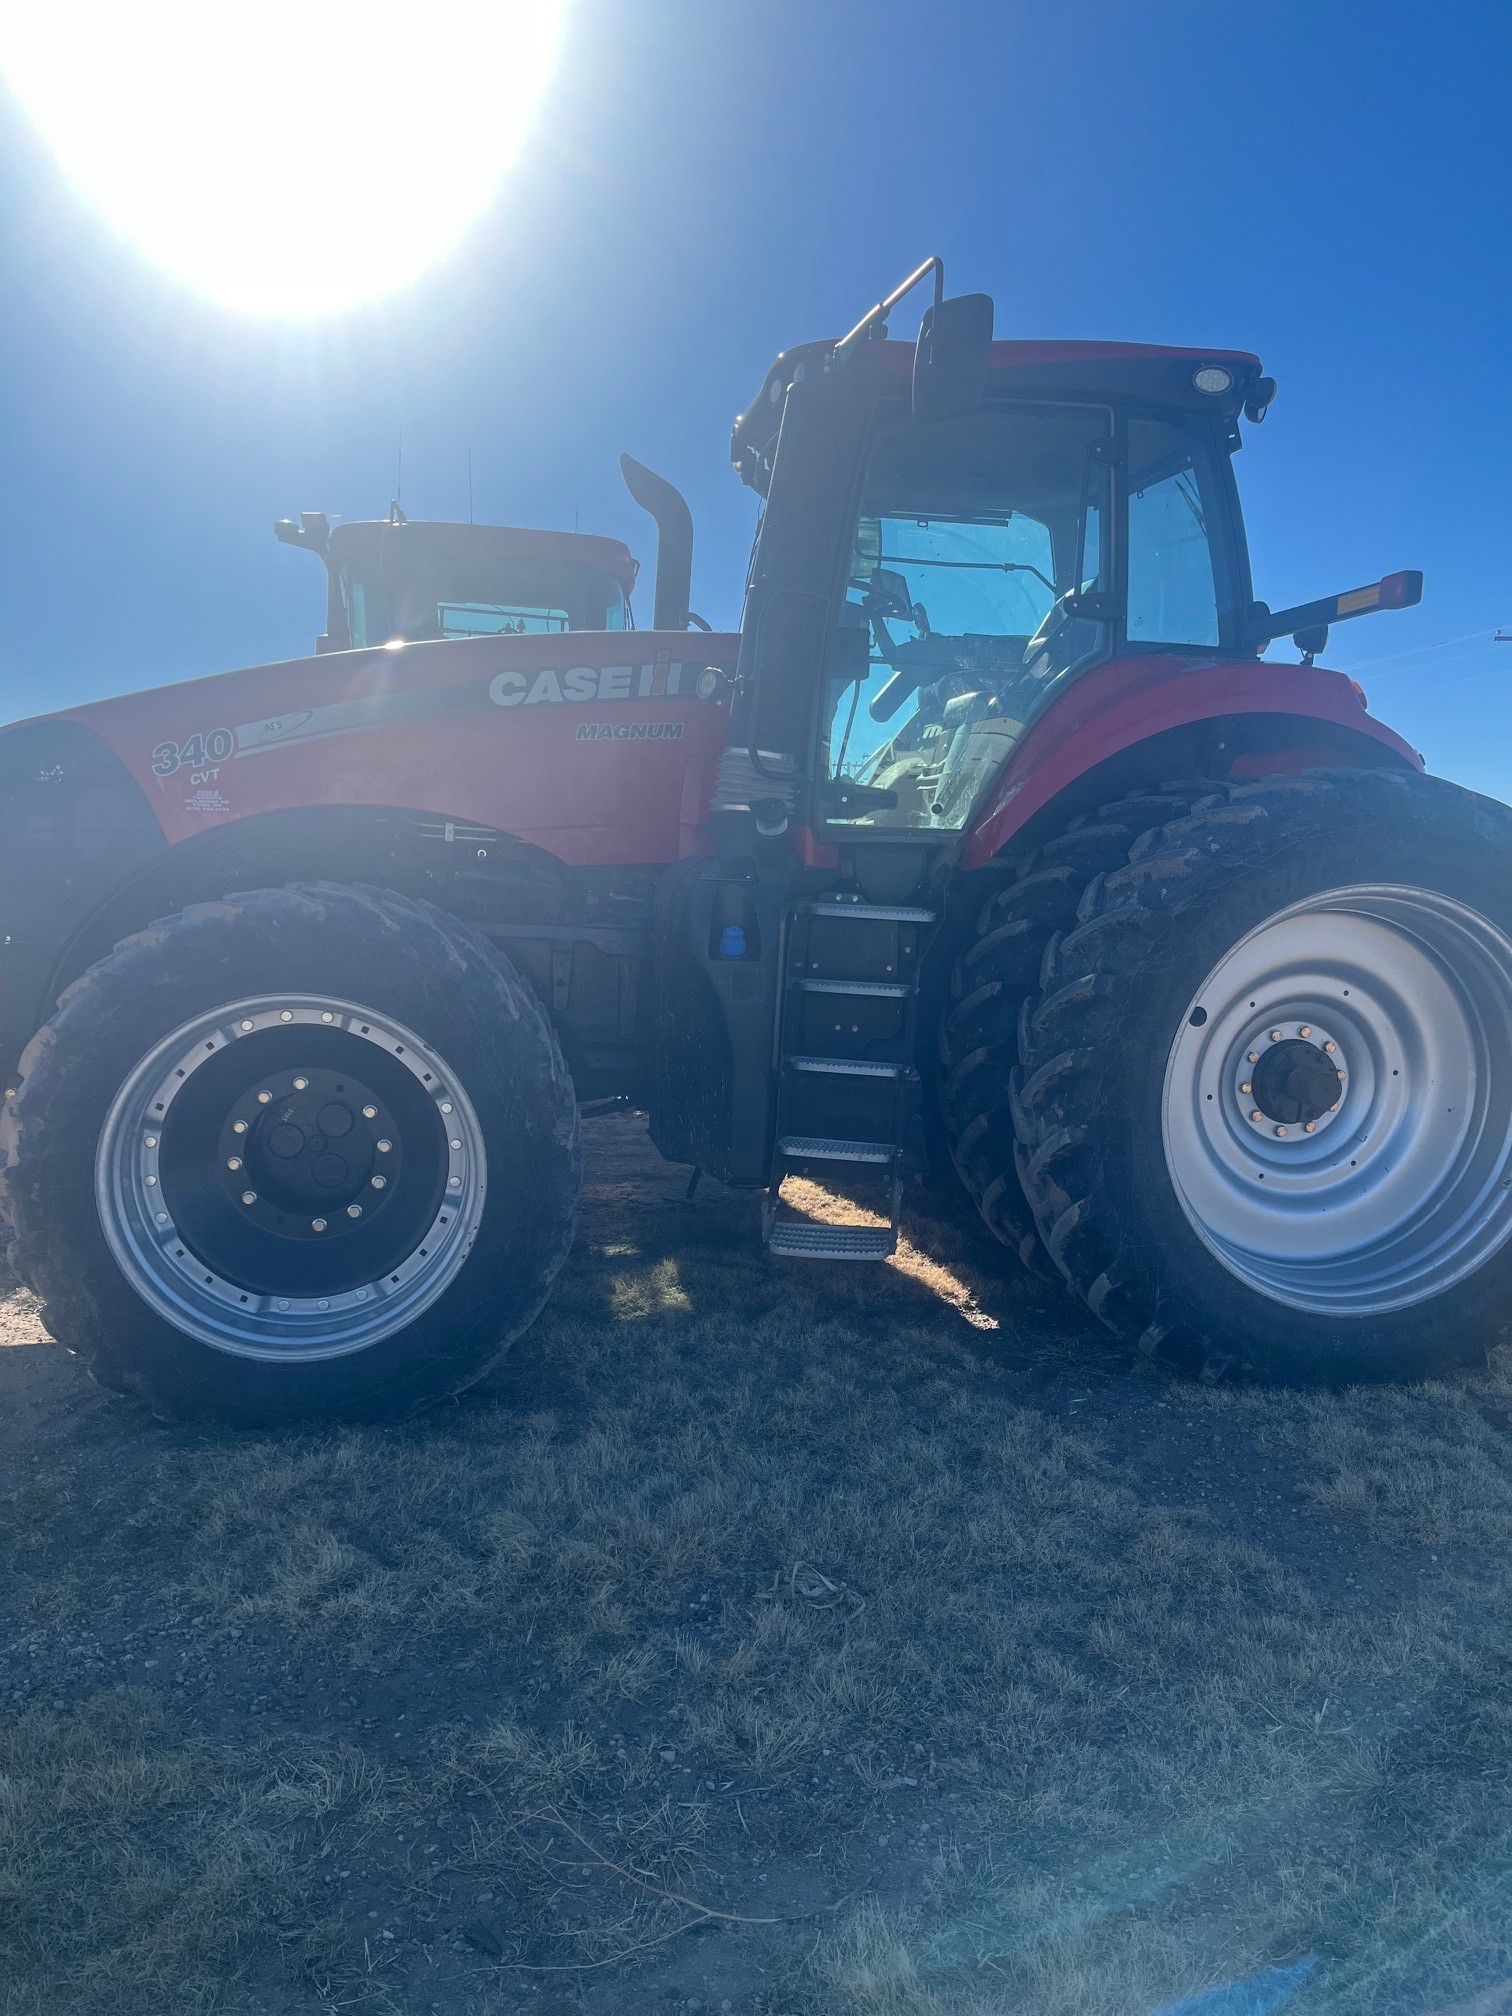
[763, 896, 935, 1261]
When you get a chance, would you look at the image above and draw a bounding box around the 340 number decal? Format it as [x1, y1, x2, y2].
[151, 727, 234, 776]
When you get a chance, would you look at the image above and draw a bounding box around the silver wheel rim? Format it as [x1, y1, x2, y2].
[95, 994, 488, 1361]
[1162, 885, 1512, 1316]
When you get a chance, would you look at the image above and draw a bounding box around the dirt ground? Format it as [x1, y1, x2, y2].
[4, 1113, 1512, 2016]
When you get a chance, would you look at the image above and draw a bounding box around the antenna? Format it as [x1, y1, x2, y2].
[467, 448, 474, 526]
[395, 439, 403, 511]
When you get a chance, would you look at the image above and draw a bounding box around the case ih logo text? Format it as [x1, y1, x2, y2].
[488, 660, 685, 709]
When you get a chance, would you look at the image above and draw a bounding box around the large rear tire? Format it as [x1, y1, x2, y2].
[0, 883, 581, 1424]
[1014, 770, 1512, 1383]
[938, 785, 1207, 1269]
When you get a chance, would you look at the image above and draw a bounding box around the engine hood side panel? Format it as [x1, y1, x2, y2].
[38, 630, 741, 867]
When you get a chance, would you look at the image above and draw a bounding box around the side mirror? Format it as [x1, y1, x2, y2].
[913, 293, 994, 422]
[274, 511, 330, 557]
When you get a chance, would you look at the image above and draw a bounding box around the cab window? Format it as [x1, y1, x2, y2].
[1125, 417, 1223, 647]
[819, 405, 1112, 832]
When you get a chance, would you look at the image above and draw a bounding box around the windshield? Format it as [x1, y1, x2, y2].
[821, 404, 1112, 830]
[337, 534, 629, 647]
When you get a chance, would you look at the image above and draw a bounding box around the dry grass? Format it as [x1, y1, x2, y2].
[2, 1114, 1512, 2012]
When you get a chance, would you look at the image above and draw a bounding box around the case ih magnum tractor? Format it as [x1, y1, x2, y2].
[3, 260, 1509, 1423]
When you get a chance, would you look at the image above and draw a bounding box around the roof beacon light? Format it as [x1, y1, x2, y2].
[1193, 365, 1234, 395]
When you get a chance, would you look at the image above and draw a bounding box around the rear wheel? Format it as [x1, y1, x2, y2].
[0, 883, 580, 1423]
[1014, 769, 1512, 1382]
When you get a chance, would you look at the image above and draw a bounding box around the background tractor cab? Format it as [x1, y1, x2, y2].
[274, 506, 641, 655]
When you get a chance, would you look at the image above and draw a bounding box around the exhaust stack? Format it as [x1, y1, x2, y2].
[620, 454, 693, 631]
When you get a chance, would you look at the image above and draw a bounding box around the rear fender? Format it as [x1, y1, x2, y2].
[963, 656, 1420, 866]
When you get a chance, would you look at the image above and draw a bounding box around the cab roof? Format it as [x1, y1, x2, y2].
[731, 337, 1267, 487]
[327, 519, 639, 594]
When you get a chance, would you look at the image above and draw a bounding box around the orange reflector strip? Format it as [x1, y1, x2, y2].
[1336, 585, 1382, 615]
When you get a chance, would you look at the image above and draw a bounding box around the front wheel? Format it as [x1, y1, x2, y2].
[0, 884, 581, 1423]
[1014, 770, 1512, 1383]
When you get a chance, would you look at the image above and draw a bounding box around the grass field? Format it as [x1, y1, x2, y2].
[3, 1113, 1512, 2015]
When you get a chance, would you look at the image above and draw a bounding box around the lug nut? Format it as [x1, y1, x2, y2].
[311, 1218, 326, 1232]
[1248, 1051, 1260, 1065]
[1270, 1029, 1284, 1042]
[257, 1090, 272, 1105]
[1250, 1109, 1262, 1122]
[1275, 1125, 1288, 1137]
[362, 1104, 377, 1120]
[1240, 1081, 1252, 1095]
[347, 1204, 363, 1219]
[1299, 1025, 1312, 1039]
[1329, 1102, 1339, 1113]
[241, 1190, 256, 1205]
[371, 1175, 386, 1190]
[1324, 1040, 1337, 1054]
[293, 1076, 308, 1091]
[233, 1120, 248, 1135]
[227, 1156, 242, 1171]
[1305, 1121, 1317, 1133]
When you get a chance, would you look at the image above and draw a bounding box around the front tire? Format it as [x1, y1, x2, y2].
[0, 883, 581, 1423]
[1014, 770, 1512, 1383]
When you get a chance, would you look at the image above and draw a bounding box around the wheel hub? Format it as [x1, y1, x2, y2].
[1237, 1022, 1347, 1137]
[219, 1066, 399, 1234]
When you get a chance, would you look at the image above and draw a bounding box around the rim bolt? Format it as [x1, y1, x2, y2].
[449, 1138, 462, 1151]
[145, 1174, 157, 1186]
[277, 1298, 289, 1310]
[321, 1012, 334, 1024]
[155, 1212, 168, 1225]
[440, 1101, 453, 1115]
[1305, 1121, 1317, 1133]
[226, 1157, 242, 1171]
[311, 1218, 327, 1232]
[240, 1019, 254, 1032]
[362, 1105, 377, 1120]
[1329, 1102, 1340, 1113]
[144, 1134, 158, 1149]
[347, 1204, 363, 1218]
[257, 1091, 272, 1105]
[233, 1120, 248, 1135]
[1275, 1125, 1288, 1137]
[371, 1175, 386, 1190]
[376, 1139, 392, 1153]
[1269, 1029, 1283, 1042]
[293, 1076, 309, 1092]
[241, 1190, 256, 1205]
[318, 1298, 330, 1309]
[448, 1175, 462, 1189]
[280, 1011, 293, 1023]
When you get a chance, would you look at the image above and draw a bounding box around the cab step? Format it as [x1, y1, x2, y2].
[806, 901, 936, 923]
[797, 977, 910, 998]
[778, 1135, 897, 1164]
[787, 1056, 901, 1078]
[765, 1222, 897, 1260]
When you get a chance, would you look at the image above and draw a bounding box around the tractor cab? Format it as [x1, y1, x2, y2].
[274, 508, 639, 655]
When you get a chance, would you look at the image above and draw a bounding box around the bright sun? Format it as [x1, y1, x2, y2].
[0, 1, 565, 316]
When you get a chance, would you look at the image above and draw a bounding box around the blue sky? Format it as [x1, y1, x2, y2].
[0, 0, 1508, 797]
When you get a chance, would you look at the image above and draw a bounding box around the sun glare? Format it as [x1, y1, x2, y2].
[0, 1, 565, 316]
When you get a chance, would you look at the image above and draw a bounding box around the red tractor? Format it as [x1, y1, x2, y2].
[3, 259, 1508, 1423]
